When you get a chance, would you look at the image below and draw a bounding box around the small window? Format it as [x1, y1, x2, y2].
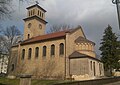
[99, 63, 101, 75]
[39, 24, 42, 29]
[28, 34, 30, 39]
[59, 43, 64, 55]
[38, 10, 39, 15]
[22, 49, 25, 60]
[28, 23, 31, 28]
[51, 44, 55, 56]
[29, 11, 30, 16]
[35, 47, 39, 58]
[33, 9, 35, 15]
[43, 46, 46, 57]
[90, 61, 92, 70]
[40, 11, 41, 17]
[31, 10, 32, 15]
[93, 62, 96, 76]
[28, 48, 32, 59]
[42, 13, 43, 18]
[11, 64, 14, 71]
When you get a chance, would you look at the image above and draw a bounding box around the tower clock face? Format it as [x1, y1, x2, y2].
[39, 24, 42, 29]
[28, 23, 32, 28]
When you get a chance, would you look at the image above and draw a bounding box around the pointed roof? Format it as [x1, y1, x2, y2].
[75, 36, 95, 45]
[26, 4, 47, 12]
[65, 25, 86, 38]
[69, 51, 101, 61]
[69, 51, 88, 58]
[21, 31, 66, 45]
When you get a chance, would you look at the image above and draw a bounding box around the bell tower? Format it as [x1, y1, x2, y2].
[23, 4, 47, 40]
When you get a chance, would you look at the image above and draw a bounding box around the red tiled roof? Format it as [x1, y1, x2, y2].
[21, 27, 81, 45]
[69, 51, 101, 62]
[75, 36, 95, 45]
[21, 30, 67, 45]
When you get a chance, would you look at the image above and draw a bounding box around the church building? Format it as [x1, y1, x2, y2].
[8, 4, 104, 80]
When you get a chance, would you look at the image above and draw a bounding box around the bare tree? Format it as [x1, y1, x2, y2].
[0, 0, 13, 20]
[1, 25, 22, 53]
[0, 0, 46, 20]
[47, 24, 71, 33]
[0, 0, 31, 20]
[0, 35, 5, 52]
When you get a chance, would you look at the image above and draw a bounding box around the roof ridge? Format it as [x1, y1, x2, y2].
[21, 27, 81, 45]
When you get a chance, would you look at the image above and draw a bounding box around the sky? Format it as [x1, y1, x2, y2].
[1, 0, 120, 55]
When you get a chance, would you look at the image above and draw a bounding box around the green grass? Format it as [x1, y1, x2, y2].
[0, 77, 68, 85]
[32, 79, 71, 85]
[32, 79, 66, 85]
[0, 77, 19, 85]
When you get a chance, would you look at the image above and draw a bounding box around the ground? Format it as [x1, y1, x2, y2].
[0, 77, 120, 85]
[0, 77, 68, 85]
[0, 77, 19, 85]
[104, 81, 120, 85]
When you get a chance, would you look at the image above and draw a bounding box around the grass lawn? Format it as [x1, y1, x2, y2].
[32, 79, 67, 85]
[0, 77, 68, 85]
[0, 77, 19, 85]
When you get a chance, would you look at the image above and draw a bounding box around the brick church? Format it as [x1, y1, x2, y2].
[8, 4, 104, 80]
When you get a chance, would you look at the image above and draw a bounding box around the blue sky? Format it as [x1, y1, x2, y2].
[1, 0, 120, 55]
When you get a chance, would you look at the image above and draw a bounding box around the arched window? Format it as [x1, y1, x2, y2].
[40, 11, 41, 17]
[90, 61, 92, 70]
[99, 63, 101, 75]
[93, 62, 96, 76]
[38, 10, 39, 15]
[42, 13, 43, 18]
[28, 34, 30, 39]
[22, 49, 25, 60]
[28, 48, 32, 59]
[35, 47, 39, 58]
[51, 44, 55, 56]
[33, 9, 35, 15]
[29, 11, 30, 16]
[31, 10, 32, 15]
[59, 43, 64, 55]
[43, 46, 46, 57]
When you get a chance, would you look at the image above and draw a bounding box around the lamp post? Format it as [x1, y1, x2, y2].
[112, 0, 120, 29]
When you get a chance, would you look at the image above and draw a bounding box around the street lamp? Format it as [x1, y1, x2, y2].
[112, 0, 120, 29]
